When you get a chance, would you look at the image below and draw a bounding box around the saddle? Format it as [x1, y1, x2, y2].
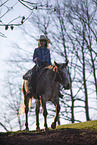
[23, 61, 50, 80]
[22, 66, 47, 98]
[23, 69, 33, 80]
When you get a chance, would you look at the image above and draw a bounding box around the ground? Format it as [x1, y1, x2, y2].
[0, 128, 97, 145]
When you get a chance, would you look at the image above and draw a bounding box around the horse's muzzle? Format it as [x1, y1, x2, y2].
[64, 83, 71, 90]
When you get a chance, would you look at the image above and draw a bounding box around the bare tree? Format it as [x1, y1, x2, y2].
[65, 0, 97, 120]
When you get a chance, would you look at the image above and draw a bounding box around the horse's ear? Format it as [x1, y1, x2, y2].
[54, 61, 60, 67]
[62, 61, 69, 68]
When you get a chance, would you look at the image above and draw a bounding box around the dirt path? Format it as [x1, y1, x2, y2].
[0, 128, 97, 145]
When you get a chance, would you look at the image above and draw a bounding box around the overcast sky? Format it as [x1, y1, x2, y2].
[0, 0, 31, 79]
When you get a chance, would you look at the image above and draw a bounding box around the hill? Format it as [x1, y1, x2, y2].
[0, 120, 97, 145]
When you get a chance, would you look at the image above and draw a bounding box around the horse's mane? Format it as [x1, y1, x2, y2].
[36, 64, 58, 83]
[45, 64, 58, 72]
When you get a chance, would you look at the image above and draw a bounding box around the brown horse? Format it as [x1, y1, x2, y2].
[20, 61, 70, 131]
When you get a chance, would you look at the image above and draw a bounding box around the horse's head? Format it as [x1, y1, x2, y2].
[54, 61, 71, 90]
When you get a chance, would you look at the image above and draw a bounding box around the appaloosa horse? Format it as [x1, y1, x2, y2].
[20, 61, 70, 131]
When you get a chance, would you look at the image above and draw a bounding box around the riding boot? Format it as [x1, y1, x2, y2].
[26, 75, 33, 98]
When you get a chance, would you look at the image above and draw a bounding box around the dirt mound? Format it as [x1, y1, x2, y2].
[0, 128, 97, 145]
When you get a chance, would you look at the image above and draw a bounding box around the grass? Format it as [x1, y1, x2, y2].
[0, 120, 97, 135]
[56, 120, 97, 131]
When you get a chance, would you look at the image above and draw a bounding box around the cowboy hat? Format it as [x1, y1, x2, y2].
[37, 35, 50, 43]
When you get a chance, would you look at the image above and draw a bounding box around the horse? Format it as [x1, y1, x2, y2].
[20, 61, 70, 131]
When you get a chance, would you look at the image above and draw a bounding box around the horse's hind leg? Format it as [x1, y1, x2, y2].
[36, 100, 40, 131]
[24, 95, 29, 131]
[51, 99, 60, 129]
[41, 97, 49, 131]
[22, 80, 29, 131]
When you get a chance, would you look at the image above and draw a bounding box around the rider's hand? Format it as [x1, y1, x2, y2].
[34, 57, 38, 64]
[36, 64, 39, 67]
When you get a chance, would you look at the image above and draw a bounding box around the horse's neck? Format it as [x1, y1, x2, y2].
[47, 68, 58, 85]
[37, 65, 58, 84]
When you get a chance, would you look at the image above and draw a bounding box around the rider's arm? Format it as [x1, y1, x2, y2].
[33, 48, 38, 63]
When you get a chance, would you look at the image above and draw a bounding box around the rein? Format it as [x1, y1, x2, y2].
[36, 64, 63, 86]
[52, 66, 63, 85]
[57, 71, 63, 82]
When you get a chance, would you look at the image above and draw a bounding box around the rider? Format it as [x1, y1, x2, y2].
[24, 35, 52, 98]
[33, 35, 51, 68]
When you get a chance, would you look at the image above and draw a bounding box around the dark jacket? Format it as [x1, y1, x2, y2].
[33, 46, 51, 66]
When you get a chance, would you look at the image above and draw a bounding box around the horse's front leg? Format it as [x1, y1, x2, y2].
[41, 97, 49, 131]
[51, 99, 60, 129]
[36, 100, 40, 131]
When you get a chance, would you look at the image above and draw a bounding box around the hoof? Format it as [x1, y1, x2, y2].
[51, 122, 56, 129]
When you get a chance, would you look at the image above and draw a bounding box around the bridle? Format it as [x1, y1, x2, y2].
[57, 70, 64, 82]
[52, 66, 64, 85]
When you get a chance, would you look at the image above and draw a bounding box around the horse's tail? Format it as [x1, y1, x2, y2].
[19, 102, 25, 117]
[19, 81, 32, 117]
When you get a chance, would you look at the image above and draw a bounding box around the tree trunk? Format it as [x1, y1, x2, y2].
[82, 26, 90, 121]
